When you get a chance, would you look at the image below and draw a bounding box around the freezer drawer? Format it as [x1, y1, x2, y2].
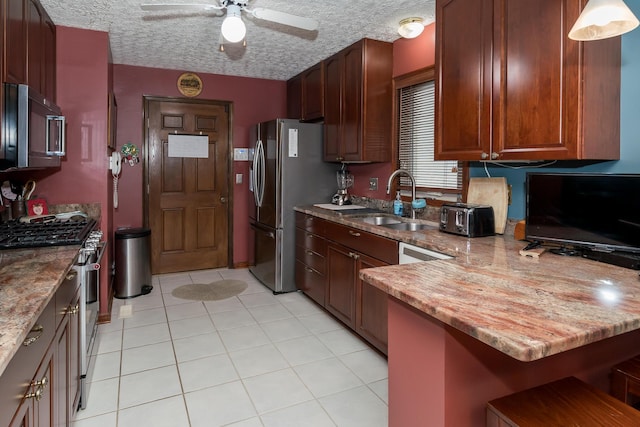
[249, 222, 277, 292]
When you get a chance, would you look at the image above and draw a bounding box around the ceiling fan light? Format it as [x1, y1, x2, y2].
[568, 0, 639, 41]
[221, 15, 246, 43]
[398, 17, 424, 39]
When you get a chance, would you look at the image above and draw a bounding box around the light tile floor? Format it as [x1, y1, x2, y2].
[71, 268, 388, 427]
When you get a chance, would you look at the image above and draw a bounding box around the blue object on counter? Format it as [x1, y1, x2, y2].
[412, 199, 427, 209]
[393, 191, 403, 216]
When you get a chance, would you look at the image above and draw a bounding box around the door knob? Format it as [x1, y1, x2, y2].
[220, 196, 227, 203]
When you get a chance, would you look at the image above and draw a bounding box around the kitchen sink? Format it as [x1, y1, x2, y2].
[361, 216, 402, 226]
[380, 222, 436, 231]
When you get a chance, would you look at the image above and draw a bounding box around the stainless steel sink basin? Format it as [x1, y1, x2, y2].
[380, 222, 436, 231]
[361, 216, 402, 226]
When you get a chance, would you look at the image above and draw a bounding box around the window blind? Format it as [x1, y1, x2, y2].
[398, 80, 462, 191]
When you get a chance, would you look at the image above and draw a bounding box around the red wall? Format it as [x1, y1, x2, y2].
[32, 26, 113, 316]
[349, 24, 436, 197]
[112, 65, 286, 265]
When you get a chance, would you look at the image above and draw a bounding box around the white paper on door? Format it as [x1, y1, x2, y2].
[168, 134, 209, 158]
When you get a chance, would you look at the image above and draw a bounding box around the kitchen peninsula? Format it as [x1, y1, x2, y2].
[296, 205, 640, 426]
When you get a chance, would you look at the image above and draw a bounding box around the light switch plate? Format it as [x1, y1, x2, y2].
[369, 178, 378, 191]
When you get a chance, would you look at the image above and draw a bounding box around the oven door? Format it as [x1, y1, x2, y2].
[79, 241, 106, 410]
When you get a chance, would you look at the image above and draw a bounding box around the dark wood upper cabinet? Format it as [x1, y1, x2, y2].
[5, 0, 29, 85]
[2, 0, 56, 100]
[286, 61, 325, 122]
[323, 38, 393, 163]
[435, 0, 621, 162]
[286, 73, 302, 120]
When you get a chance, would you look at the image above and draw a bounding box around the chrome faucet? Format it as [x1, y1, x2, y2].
[386, 169, 417, 219]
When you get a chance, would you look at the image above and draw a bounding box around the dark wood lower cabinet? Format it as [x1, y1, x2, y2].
[356, 255, 389, 354]
[295, 212, 396, 355]
[1, 267, 81, 427]
[326, 243, 357, 329]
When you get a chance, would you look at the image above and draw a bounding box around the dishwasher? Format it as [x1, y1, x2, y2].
[399, 242, 452, 264]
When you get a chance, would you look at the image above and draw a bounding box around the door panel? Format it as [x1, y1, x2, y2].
[147, 98, 230, 274]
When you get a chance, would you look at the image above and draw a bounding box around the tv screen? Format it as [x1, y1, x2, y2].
[525, 173, 640, 254]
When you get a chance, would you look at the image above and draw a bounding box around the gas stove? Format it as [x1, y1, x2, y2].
[0, 217, 97, 249]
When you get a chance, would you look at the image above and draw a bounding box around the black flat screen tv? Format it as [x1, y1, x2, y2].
[525, 173, 640, 254]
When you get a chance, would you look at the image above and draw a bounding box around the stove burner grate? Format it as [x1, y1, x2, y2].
[0, 218, 97, 249]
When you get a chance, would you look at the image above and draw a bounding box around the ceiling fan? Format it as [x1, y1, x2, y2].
[140, 1, 320, 45]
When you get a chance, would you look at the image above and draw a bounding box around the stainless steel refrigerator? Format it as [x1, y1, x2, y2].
[249, 119, 335, 293]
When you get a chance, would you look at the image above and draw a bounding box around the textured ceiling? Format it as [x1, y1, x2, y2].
[38, 0, 436, 81]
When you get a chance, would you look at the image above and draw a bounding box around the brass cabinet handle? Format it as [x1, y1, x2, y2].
[306, 250, 314, 256]
[33, 376, 48, 388]
[25, 387, 43, 401]
[67, 304, 80, 315]
[66, 270, 78, 281]
[348, 230, 361, 237]
[491, 152, 499, 160]
[305, 267, 314, 273]
[480, 152, 489, 160]
[23, 324, 44, 346]
[26, 376, 48, 401]
[349, 252, 360, 260]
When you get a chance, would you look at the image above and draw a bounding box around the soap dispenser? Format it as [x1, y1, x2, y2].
[393, 191, 403, 216]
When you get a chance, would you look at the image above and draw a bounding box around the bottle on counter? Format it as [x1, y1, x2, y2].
[393, 191, 403, 216]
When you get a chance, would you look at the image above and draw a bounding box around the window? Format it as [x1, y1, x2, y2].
[394, 68, 464, 202]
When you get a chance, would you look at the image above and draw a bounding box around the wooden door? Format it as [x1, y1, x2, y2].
[5, 0, 28, 84]
[146, 98, 231, 274]
[302, 62, 324, 121]
[341, 42, 363, 162]
[27, 0, 43, 94]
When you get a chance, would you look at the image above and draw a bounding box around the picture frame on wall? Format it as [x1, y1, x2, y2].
[108, 93, 117, 149]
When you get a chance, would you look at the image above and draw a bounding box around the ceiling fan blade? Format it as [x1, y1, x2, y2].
[250, 7, 319, 31]
[140, 3, 223, 12]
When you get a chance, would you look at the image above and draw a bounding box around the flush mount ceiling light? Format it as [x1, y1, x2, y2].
[398, 17, 424, 39]
[569, 0, 639, 41]
[221, 3, 246, 42]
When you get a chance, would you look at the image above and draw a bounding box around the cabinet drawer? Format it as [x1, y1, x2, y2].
[295, 259, 326, 306]
[296, 228, 327, 254]
[55, 267, 80, 329]
[295, 212, 326, 234]
[324, 221, 398, 265]
[0, 297, 55, 427]
[296, 243, 326, 274]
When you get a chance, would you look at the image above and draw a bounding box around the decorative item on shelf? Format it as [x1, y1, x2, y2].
[121, 143, 140, 166]
[569, 0, 639, 41]
[398, 17, 425, 39]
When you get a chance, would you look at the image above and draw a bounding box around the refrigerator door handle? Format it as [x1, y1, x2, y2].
[252, 140, 260, 207]
[256, 139, 266, 208]
[250, 221, 275, 239]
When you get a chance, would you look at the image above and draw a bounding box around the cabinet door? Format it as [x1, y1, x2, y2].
[8, 398, 33, 427]
[341, 43, 364, 162]
[42, 12, 55, 101]
[5, 0, 28, 84]
[68, 288, 81, 417]
[356, 255, 389, 355]
[287, 73, 302, 120]
[27, 0, 44, 94]
[326, 242, 356, 328]
[302, 62, 324, 121]
[435, 0, 493, 161]
[323, 53, 342, 162]
[34, 345, 54, 427]
[54, 315, 69, 427]
[492, 0, 578, 160]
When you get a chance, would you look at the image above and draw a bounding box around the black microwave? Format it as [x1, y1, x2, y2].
[1, 83, 66, 171]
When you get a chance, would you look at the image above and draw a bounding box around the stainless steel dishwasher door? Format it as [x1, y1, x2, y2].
[399, 242, 452, 264]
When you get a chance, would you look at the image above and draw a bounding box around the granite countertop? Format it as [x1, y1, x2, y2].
[0, 246, 79, 376]
[296, 205, 640, 362]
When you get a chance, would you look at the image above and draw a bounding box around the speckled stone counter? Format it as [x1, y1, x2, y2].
[295, 205, 640, 362]
[0, 246, 79, 376]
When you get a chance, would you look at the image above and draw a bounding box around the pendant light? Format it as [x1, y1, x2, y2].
[569, 0, 639, 41]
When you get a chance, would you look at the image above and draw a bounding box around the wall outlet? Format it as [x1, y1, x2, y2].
[369, 177, 378, 191]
